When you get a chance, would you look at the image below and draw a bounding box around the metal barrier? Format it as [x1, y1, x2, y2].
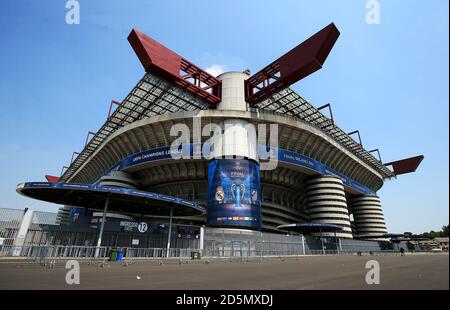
[122, 247, 194, 258]
[0, 244, 434, 259]
[0, 245, 110, 259]
[0, 245, 195, 259]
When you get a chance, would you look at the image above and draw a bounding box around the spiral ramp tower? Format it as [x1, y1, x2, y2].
[305, 176, 353, 238]
[350, 195, 388, 239]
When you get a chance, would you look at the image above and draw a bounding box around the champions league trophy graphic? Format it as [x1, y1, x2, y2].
[231, 183, 245, 208]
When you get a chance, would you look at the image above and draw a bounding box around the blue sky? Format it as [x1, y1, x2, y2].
[0, 0, 448, 234]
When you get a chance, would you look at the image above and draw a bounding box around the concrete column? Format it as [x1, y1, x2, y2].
[217, 71, 249, 111]
[95, 197, 109, 257]
[301, 234, 306, 255]
[305, 175, 353, 239]
[199, 226, 205, 250]
[166, 207, 174, 257]
[206, 72, 262, 232]
[350, 195, 388, 240]
[214, 71, 258, 161]
[12, 208, 34, 256]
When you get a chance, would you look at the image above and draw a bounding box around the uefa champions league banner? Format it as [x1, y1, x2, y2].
[207, 159, 262, 230]
[92, 144, 375, 196]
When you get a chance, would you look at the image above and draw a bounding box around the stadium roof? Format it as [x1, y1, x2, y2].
[59, 73, 395, 182]
[254, 88, 395, 178]
[60, 73, 210, 182]
[58, 25, 405, 182]
[17, 182, 205, 217]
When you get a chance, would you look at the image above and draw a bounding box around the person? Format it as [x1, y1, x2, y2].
[400, 247, 405, 256]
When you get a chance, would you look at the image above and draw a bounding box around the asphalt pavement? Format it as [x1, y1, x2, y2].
[0, 253, 448, 290]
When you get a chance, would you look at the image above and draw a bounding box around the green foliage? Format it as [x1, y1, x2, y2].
[442, 225, 449, 236]
[419, 224, 449, 238]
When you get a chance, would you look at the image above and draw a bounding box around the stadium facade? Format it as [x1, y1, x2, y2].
[15, 23, 423, 252]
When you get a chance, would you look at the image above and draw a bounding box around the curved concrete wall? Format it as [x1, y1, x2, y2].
[350, 195, 388, 238]
[65, 109, 384, 191]
[305, 175, 353, 238]
[97, 171, 139, 189]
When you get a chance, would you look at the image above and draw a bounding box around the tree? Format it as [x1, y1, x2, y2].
[442, 225, 449, 237]
[419, 225, 449, 238]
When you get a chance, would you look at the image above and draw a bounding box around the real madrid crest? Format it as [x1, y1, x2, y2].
[215, 186, 224, 203]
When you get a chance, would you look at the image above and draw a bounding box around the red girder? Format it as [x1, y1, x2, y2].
[384, 155, 424, 176]
[317, 103, 334, 123]
[108, 100, 121, 119]
[45, 175, 60, 183]
[128, 28, 221, 105]
[70, 151, 80, 164]
[85, 131, 96, 146]
[245, 23, 340, 105]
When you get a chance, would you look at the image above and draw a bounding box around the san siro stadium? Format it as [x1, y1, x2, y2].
[8, 23, 424, 258]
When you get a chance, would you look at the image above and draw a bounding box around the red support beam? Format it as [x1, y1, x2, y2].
[317, 103, 334, 123]
[384, 155, 424, 176]
[369, 149, 382, 163]
[85, 131, 96, 146]
[71, 151, 80, 164]
[60, 166, 69, 177]
[348, 130, 363, 147]
[45, 175, 60, 183]
[128, 28, 221, 105]
[245, 23, 340, 105]
[108, 100, 121, 119]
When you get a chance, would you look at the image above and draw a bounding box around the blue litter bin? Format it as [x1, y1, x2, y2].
[117, 250, 123, 262]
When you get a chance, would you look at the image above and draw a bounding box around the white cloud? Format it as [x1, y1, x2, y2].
[205, 64, 226, 77]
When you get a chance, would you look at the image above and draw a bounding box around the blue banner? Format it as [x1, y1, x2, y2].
[269, 148, 376, 195]
[93, 144, 375, 196]
[207, 159, 262, 230]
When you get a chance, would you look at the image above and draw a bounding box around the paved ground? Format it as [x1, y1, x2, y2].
[0, 253, 448, 290]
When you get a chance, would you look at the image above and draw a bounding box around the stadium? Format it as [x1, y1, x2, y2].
[10, 23, 424, 257]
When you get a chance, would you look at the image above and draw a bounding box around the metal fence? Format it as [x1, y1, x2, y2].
[0, 244, 415, 260]
[0, 208, 435, 260]
[0, 208, 24, 246]
[0, 245, 197, 259]
[0, 228, 403, 259]
[0, 245, 109, 259]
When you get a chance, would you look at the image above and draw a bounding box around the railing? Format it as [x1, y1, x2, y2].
[0, 245, 195, 259]
[0, 245, 110, 259]
[123, 247, 194, 258]
[200, 248, 403, 258]
[0, 244, 437, 259]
